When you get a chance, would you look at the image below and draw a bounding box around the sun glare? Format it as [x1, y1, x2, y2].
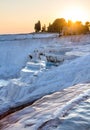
[63, 7, 87, 23]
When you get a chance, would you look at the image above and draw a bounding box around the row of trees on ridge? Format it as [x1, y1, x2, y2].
[34, 18, 90, 35]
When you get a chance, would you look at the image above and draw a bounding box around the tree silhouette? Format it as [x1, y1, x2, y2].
[47, 18, 67, 33]
[42, 24, 46, 32]
[34, 21, 41, 32]
[47, 23, 54, 32]
[34, 18, 90, 35]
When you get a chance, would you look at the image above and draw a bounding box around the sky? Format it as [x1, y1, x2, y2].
[0, 0, 90, 34]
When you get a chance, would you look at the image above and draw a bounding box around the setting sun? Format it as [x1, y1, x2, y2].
[0, 0, 90, 34]
[63, 6, 88, 23]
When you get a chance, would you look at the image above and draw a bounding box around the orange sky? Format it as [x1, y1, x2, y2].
[0, 0, 90, 34]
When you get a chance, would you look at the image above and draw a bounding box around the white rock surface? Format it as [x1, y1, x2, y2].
[0, 34, 90, 130]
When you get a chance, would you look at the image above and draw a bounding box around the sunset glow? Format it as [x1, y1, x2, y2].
[63, 6, 88, 23]
[0, 0, 90, 34]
